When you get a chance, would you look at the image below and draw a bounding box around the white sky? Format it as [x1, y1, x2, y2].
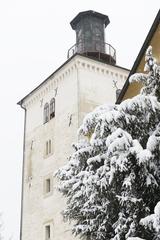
[0, 0, 159, 239]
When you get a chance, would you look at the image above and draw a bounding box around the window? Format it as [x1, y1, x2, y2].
[116, 89, 121, 100]
[49, 140, 51, 154]
[46, 141, 49, 155]
[45, 225, 50, 240]
[45, 178, 51, 194]
[44, 103, 49, 124]
[44, 221, 53, 240]
[45, 140, 52, 157]
[50, 98, 55, 119]
[43, 98, 55, 124]
[44, 176, 52, 197]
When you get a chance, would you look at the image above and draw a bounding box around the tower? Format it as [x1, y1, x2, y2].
[68, 10, 116, 64]
[18, 10, 129, 240]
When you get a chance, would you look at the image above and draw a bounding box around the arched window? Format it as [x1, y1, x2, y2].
[50, 98, 55, 119]
[44, 103, 49, 124]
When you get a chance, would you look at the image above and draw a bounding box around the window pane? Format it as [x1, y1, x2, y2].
[50, 98, 55, 119]
[44, 103, 49, 123]
[46, 179, 51, 193]
[49, 140, 51, 154]
[45, 225, 50, 240]
[46, 141, 48, 155]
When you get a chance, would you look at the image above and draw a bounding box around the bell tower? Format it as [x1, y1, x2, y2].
[19, 10, 129, 240]
[68, 10, 116, 65]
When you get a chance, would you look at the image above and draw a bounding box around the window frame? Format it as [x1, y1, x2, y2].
[48, 140, 52, 154]
[45, 178, 51, 194]
[43, 103, 49, 124]
[46, 141, 49, 156]
[45, 139, 52, 157]
[43, 220, 53, 240]
[43, 175, 53, 197]
[50, 98, 55, 119]
[45, 225, 50, 240]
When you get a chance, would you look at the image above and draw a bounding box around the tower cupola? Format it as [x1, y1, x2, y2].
[68, 10, 116, 65]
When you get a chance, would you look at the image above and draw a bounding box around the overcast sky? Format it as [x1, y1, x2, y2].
[0, 1, 159, 239]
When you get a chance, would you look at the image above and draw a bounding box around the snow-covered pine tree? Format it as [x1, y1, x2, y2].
[56, 46, 160, 240]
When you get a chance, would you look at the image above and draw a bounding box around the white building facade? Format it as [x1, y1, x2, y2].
[19, 11, 129, 240]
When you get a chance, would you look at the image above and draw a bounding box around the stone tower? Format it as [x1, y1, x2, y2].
[18, 10, 129, 240]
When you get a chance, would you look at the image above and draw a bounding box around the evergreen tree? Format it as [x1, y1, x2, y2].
[56, 46, 160, 240]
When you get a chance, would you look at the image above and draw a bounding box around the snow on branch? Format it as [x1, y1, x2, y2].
[56, 46, 160, 240]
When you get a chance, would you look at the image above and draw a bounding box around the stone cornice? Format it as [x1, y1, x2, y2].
[21, 55, 129, 109]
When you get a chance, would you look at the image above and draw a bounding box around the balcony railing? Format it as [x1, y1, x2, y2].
[67, 42, 116, 64]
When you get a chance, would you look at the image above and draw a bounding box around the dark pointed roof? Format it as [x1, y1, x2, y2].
[116, 9, 160, 104]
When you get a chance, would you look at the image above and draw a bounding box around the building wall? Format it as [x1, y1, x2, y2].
[21, 55, 129, 240]
[76, 56, 128, 122]
[122, 23, 160, 101]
